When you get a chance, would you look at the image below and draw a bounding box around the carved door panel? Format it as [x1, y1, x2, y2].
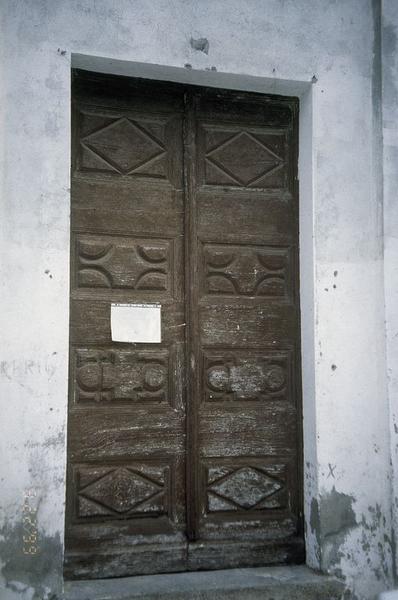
[65, 75, 187, 578]
[65, 73, 303, 579]
[185, 89, 303, 568]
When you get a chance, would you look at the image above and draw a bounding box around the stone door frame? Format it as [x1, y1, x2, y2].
[69, 52, 318, 569]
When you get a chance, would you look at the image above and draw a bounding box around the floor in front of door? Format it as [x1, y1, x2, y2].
[63, 565, 345, 600]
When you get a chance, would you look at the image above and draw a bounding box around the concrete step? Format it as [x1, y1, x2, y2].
[63, 565, 345, 600]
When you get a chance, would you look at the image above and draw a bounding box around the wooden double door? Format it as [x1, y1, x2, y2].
[65, 71, 303, 579]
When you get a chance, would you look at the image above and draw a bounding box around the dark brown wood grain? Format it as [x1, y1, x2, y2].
[64, 70, 303, 579]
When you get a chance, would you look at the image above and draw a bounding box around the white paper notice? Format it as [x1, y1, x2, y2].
[111, 303, 161, 343]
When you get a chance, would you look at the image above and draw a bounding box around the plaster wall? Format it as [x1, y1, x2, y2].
[0, 1, 394, 599]
[383, 0, 398, 587]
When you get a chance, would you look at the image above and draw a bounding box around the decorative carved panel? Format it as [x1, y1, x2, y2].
[205, 461, 288, 513]
[78, 112, 169, 179]
[72, 348, 172, 405]
[74, 463, 168, 519]
[74, 235, 173, 296]
[201, 243, 291, 299]
[202, 350, 292, 403]
[202, 126, 286, 188]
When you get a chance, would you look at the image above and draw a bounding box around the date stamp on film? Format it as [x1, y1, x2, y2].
[22, 489, 39, 555]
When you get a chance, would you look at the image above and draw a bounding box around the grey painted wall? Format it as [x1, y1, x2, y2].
[0, 1, 396, 598]
[383, 0, 398, 591]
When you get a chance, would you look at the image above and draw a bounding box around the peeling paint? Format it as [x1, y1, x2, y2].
[321, 487, 357, 543]
[359, 505, 393, 582]
[310, 488, 358, 575]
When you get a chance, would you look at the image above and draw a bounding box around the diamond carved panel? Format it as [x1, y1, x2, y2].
[84, 468, 159, 513]
[203, 127, 286, 188]
[79, 114, 168, 179]
[75, 464, 168, 519]
[205, 462, 288, 513]
[210, 467, 281, 509]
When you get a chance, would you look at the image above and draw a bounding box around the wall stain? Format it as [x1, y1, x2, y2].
[0, 520, 62, 599]
[310, 496, 321, 562]
[190, 37, 209, 54]
[321, 487, 357, 540]
[24, 430, 65, 451]
[371, 0, 384, 258]
[382, 23, 398, 109]
[311, 487, 357, 574]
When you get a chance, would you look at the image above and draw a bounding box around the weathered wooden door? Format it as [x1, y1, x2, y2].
[65, 71, 303, 579]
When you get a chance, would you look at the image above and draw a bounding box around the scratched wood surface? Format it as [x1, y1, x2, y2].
[64, 71, 303, 579]
[187, 87, 303, 569]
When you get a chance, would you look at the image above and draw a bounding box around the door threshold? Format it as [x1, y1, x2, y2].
[63, 565, 345, 600]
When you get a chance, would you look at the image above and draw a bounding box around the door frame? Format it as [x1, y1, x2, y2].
[67, 53, 318, 570]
